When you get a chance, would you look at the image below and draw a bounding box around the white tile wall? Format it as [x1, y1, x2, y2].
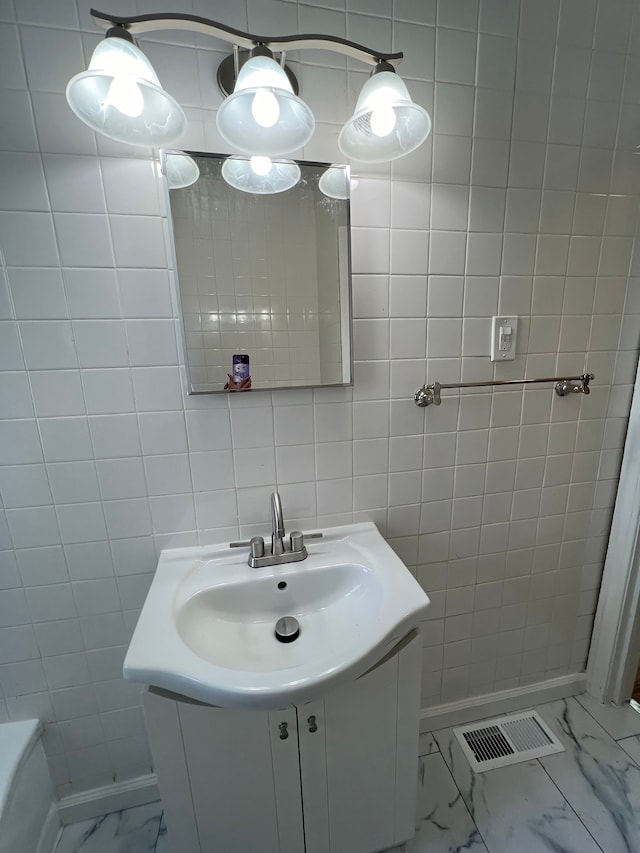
[0, 0, 638, 798]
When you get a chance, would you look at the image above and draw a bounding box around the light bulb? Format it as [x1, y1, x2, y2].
[105, 74, 144, 117]
[370, 104, 396, 137]
[250, 156, 272, 176]
[251, 89, 280, 128]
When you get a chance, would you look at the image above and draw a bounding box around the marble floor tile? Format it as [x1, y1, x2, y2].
[405, 753, 488, 853]
[55, 802, 162, 853]
[433, 726, 602, 853]
[537, 697, 640, 853]
[418, 731, 439, 755]
[576, 693, 640, 739]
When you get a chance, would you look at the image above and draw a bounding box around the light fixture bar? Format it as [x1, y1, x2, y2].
[90, 8, 403, 67]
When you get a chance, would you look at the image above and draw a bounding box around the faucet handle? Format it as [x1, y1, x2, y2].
[250, 536, 265, 558]
[290, 531, 304, 552]
[229, 537, 265, 557]
[289, 531, 323, 553]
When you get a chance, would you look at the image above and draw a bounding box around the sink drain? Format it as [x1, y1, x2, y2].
[275, 616, 299, 643]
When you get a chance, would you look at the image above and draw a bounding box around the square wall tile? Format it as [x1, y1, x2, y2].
[0, 152, 49, 212]
[0, 373, 34, 420]
[8, 268, 67, 320]
[30, 371, 85, 418]
[39, 417, 93, 463]
[0, 323, 24, 370]
[477, 33, 517, 89]
[0, 464, 52, 508]
[389, 276, 428, 317]
[391, 230, 429, 275]
[429, 231, 466, 274]
[435, 27, 477, 84]
[89, 414, 142, 459]
[19, 321, 77, 370]
[125, 320, 178, 367]
[351, 228, 390, 274]
[117, 270, 173, 319]
[101, 158, 160, 216]
[57, 502, 107, 545]
[390, 319, 427, 358]
[434, 83, 474, 136]
[73, 321, 129, 369]
[0, 90, 37, 153]
[43, 155, 106, 214]
[54, 214, 113, 268]
[110, 216, 167, 268]
[63, 269, 121, 320]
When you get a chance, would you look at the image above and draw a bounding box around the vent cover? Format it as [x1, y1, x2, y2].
[453, 710, 564, 773]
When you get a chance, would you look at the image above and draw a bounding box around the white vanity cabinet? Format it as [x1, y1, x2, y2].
[143, 631, 422, 853]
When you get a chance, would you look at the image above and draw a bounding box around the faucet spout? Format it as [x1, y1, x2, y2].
[271, 491, 285, 555]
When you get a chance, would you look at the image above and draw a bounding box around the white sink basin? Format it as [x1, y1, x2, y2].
[123, 521, 429, 709]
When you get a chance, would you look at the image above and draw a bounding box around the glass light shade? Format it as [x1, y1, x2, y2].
[319, 166, 349, 200]
[338, 70, 431, 163]
[66, 37, 187, 147]
[221, 155, 301, 194]
[216, 55, 315, 156]
[165, 152, 200, 188]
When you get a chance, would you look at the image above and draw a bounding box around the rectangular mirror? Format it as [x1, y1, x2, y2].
[163, 151, 353, 394]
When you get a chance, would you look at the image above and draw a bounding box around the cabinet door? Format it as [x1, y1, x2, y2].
[178, 703, 304, 853]
[298, 633, 422, 853]
[145, 692, 305, 853]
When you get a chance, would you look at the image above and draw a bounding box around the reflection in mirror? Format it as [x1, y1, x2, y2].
[162, 151, 353, 394]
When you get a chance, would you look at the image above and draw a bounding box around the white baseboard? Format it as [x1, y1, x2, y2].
[420, 673, 586, 733]
[57, 774, 159, 826]
[37, 803, 61, 853]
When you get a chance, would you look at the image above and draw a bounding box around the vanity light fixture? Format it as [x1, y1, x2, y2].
[66, 26, 187, 147]
[221, 155, 301, 194]
[216, 47, 315, 156]
[69, 9, 431, 163]
[339, 62, 432, 163]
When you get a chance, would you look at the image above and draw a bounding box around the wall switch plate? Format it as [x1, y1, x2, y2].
[490, 316, 518, 361]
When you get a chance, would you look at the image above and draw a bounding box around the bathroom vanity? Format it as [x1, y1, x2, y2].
[123, 515, 429, 853]
[144, 632, 421, 853]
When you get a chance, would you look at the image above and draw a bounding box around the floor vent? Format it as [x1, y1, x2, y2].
[453, 710, 565, 773]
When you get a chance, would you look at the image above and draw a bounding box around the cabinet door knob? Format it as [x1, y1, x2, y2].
[307, 715, 318, 733]
[279, 722, 289, 740]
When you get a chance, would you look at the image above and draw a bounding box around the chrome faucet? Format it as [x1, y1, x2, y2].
[230, 491, 322, 568]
